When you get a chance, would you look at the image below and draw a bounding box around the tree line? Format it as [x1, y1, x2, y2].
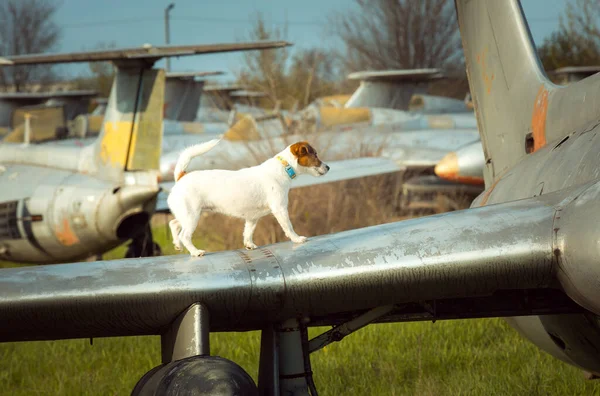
[1, 0, 599, 108]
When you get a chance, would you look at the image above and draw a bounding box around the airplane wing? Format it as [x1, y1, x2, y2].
[2, 41, 291, 66]
[155, 157, 403, 213]
[0, 184, 586, 341]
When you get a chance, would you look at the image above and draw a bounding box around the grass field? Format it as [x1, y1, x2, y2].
[1, 178, 599, 395]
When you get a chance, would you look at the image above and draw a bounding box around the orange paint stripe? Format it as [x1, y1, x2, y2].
[442, 174, 485, 186]
[531, 85, 549, 152]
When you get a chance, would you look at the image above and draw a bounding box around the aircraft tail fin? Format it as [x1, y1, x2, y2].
[455, 0, 552, 184]
[92, 67, 165, 180]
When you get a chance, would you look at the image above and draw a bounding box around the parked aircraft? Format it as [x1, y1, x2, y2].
[431, 65, 600, 189]
[0, 41, 291, 264]
[156, 69, 481, 183]
[0, 90, 98, 142]
[4, 2, 600, 394]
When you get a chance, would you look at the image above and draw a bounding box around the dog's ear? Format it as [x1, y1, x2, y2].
[291, 142, 309, 158]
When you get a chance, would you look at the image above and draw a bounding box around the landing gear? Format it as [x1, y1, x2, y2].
[133, 303, 259, 395]
[125, 224, 161, 258]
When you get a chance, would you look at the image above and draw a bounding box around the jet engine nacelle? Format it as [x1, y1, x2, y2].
[0, 164, 158, 264]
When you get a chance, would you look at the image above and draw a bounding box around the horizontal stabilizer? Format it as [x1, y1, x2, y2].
[347, 69, 443, 82]
[2, 41, 292, 66]
[166, 71, 224, 79]
[345, 69, 444, 110]
[0, 90, 98, 101]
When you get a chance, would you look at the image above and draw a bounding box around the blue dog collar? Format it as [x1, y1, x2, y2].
[276, 155, 296, 179]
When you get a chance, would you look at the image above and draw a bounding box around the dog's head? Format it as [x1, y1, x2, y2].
[290, 141, 330, 177]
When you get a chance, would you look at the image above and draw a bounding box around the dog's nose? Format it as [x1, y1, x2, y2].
[325, 164, 330, 171]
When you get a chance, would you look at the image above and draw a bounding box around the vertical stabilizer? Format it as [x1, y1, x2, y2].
[455, 0, 551, 185]
[93, 67, 164, 180]
[164, 71, 222, 122]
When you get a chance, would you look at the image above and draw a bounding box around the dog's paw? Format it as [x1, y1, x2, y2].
[292, 236, 308, 244]
[190, 249, 205, 257]
[173, 243, 182, 251]
[245, 242, 258, 250]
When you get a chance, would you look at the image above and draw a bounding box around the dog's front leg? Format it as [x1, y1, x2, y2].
[270, 206, 307, 244]
[243, 219, 258, 250]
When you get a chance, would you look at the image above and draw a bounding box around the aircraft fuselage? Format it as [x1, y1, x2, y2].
[0, 164, 158, 264]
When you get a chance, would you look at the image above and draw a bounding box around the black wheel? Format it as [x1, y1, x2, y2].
[132, 355, 258, 396]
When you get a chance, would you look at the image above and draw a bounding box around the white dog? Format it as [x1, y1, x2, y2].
[167, 138, 330, 256]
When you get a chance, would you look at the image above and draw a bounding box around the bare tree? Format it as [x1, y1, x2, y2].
[563, 0, 600, 48]
[236, 13, 291, 108]
[328, 0, 463, 72]
[236, 14, 342, 110]
[287, 49, 341, 108]
[538, 0, 600, 72]
[0, 0, 62, 92]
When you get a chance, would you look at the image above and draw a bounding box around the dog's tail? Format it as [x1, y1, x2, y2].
[174, 137, 222, 181]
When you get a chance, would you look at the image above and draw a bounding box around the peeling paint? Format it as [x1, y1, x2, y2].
[476, 48, 495, 95]
[55, 217, 80, 246]
[531, 85, 549, 152]
[100, 121, 132, 168]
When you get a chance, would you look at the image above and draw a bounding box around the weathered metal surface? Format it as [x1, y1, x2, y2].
[434, 140, 485, 185]
[0, 190, 568, 341]
[457, 0, 600, 187]
[456, 0, 600, 378]
[161, 303, 210, 363]
[0, 165, 158, 263]
[258, 326, 280, 396]
[277, 318, 311, 395]
[164, 74, 205, 122]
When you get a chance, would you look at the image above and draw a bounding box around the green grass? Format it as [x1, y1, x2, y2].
[1, 224, 599, 395]
[0, 320, 598, 395]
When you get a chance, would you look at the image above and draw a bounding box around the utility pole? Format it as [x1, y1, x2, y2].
[165, 3, 175, 71]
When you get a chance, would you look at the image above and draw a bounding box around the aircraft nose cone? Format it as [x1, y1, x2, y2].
[434, 152, 459, 181]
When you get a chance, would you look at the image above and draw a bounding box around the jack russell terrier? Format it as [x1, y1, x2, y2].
[167, 138, 330, 256]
